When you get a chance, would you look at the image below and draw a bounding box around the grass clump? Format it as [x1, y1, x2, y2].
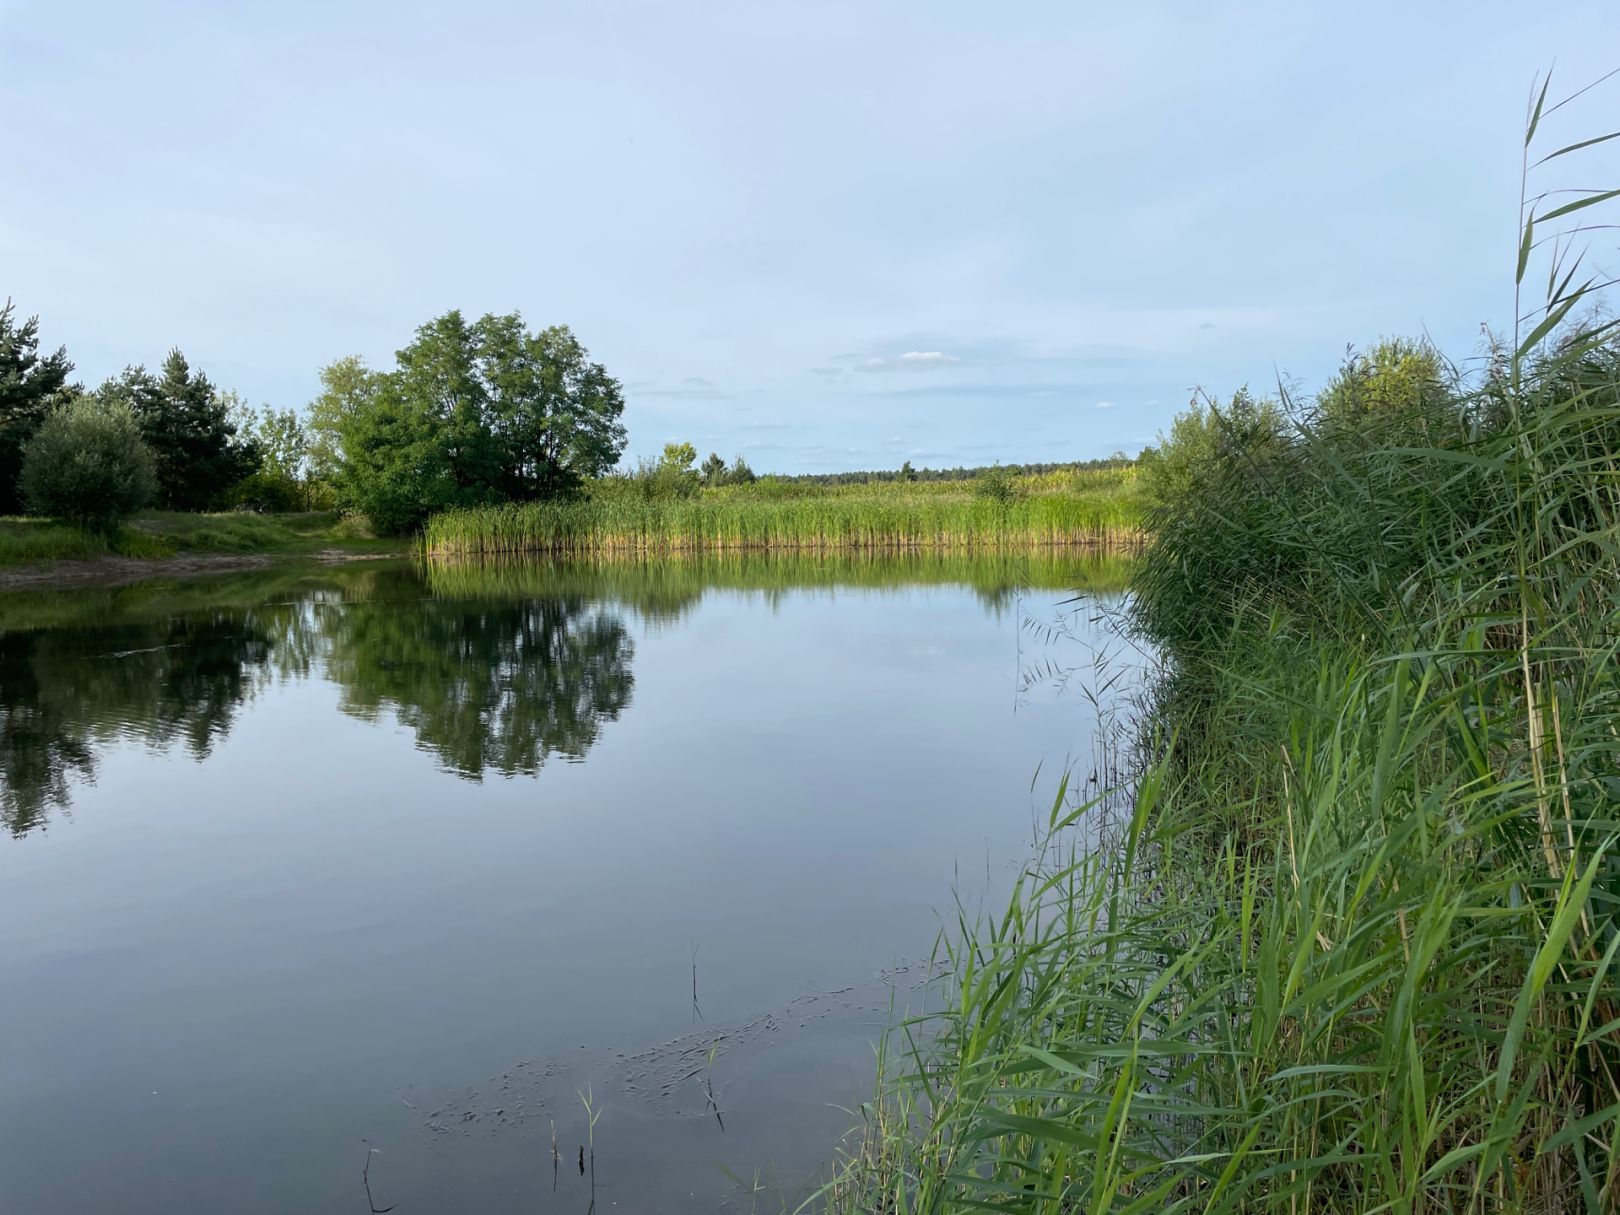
[821, 83, 1620, 1214]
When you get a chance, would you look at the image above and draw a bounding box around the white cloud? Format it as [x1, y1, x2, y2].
[1094, 400, 1117, 409]
[856, 350, 961, 372]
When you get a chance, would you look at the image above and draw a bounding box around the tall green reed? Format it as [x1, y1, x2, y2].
[819, 74, 1620, 1214]
[421, 481, 1143, 556]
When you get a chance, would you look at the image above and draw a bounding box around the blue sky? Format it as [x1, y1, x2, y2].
[4, 2, 1619, 473]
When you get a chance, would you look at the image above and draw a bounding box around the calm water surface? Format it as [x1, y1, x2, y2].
[0, 552, 1135, 1214]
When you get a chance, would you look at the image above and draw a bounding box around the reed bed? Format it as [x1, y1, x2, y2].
[817, 87, 1620, 1214]
[424, 490, 1142, 556]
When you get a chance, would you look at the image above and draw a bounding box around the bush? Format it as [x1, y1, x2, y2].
[226, 471, 303, 513]
[20, 396, 157, 532]
[585, 444, 702, 504]
[972, 464, 1022, 507]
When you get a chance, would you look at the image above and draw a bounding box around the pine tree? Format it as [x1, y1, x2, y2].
[100, 350, 258, 509]
[0, 299, 75, 514]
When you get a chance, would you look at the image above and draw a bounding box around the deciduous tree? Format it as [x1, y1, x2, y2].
[20, 395, 156, 532]
[325, 312, 628, 531]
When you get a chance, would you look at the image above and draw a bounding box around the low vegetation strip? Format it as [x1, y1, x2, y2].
[0, 510, 394, 571]
[823, 108, 1620, 1213]
[423, 491, 1142, 556]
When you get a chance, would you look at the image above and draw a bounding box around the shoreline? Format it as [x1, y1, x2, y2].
[423, 534, 1146, 558]
[0, 547, 404, 594]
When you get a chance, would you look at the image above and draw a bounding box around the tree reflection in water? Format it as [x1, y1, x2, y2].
[0, 549, 1130, 833]
[322, 589, 634, 779]
[0, 615, 275, 834]
[0, 567, 637, 833]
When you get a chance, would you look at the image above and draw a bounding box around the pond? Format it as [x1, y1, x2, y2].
[0, 551, 1137, 1214]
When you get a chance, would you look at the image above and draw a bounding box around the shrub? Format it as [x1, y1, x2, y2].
[586, 444, 703, 504]
[972, 464, 1022, 507]
[226, 471, 303, 513]
[651, 442, 700, 499]
[20, 396, 157, 532]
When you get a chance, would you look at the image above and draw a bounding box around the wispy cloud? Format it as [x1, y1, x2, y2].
[742, 420, 790, 431]
[856, 350, 961, 372]
[1094, 400, 1118, 409]
[636, 375, 730, 399]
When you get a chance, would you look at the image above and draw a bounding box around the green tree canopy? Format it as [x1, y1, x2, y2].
[334, 373, 461, 534]
[307, 355, 378, 484]
[237, 401, 307, 481]
[324, 312, 627, 532]
[97, 351, 259, 509]
[0, 299, 75, 514]
[650, 441, 700, 498]
[474, 314, 627, 497]
[657, 441, 698, 473]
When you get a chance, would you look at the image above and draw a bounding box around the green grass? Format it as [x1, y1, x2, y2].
[820, 95, 1620, 1214]
[128, 510, 389, 554]
[423, 471, 1143, 557]
[0, 517, 163, 565]
[0, 509, 399, 568]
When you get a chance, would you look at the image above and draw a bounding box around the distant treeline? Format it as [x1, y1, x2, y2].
[768, 454, 1134, 486]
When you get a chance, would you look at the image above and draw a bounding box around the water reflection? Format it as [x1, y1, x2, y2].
[422, 547, 1134, 622]
[1, 615, 277, 834]
[0, 550, 1132, 832]
[324, 589, 634, 779]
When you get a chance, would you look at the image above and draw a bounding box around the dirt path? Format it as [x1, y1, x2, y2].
[0, 549, 399, 593]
